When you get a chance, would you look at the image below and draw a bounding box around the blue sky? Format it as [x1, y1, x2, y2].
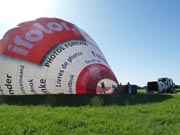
[0, 0, 180, 86]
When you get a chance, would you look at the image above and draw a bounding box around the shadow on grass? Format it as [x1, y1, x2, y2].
[0, 92, 173, 106]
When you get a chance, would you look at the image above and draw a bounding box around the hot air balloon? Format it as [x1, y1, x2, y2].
[0, 17, 118, 95]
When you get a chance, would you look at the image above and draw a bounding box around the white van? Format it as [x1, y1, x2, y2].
[158, 78, 175, 92]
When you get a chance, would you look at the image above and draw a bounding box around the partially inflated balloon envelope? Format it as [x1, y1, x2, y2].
[0, 17, 118, 95]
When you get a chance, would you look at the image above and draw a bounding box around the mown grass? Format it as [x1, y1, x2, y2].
[0, 89, 180, 135]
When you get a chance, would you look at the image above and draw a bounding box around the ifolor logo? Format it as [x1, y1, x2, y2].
[0, 18, 84, 64]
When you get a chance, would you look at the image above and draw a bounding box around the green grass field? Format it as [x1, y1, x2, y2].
[0, 89, 180, 135]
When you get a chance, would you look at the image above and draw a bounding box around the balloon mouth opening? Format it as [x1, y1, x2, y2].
[76, 64, 118, 94]
[96, 79, 118, 94]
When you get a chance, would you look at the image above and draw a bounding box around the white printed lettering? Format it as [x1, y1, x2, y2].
[33, 23, 53, 34]
[47, 22, 63, 31]
[25, 30, 43, 42]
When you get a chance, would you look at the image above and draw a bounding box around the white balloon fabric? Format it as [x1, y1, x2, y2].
[0, 17, 118, 95]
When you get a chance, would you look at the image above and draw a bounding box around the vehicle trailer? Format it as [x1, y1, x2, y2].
[147, 81, 165, 93]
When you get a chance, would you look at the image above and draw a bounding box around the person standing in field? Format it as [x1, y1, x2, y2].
[100, 81, 105, 94]
[127, 82, 132, 94]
